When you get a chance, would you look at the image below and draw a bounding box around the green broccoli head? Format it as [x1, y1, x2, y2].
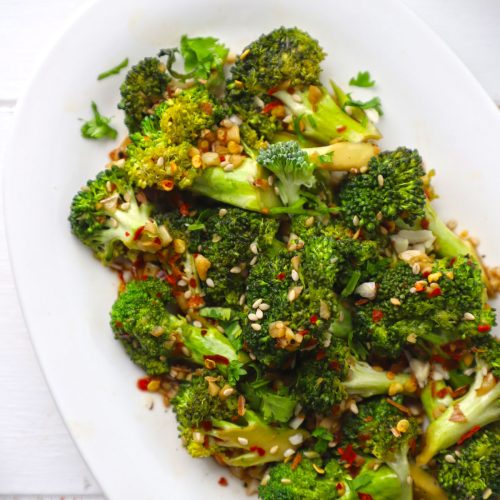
[257, 141, 316, 205]
[69, 166, 172, 265]
[435, 426, 500, 500]
[110, 278, 238, 375]
[339, 148, 426, 232]
[229, 27, 325, 96]
[118, 57, 171, 133]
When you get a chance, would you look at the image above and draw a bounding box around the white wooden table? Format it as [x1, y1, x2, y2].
[1, 1, 499, 497]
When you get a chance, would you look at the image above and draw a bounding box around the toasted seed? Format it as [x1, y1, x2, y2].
[250, 256, 258, 266]
[250, 242, 259, 255]
[250, 323, 262, 331]
[256, 308, 264, 319]
[270, 445, 279, 454]
[312, 464, 325, 475]
[444, 454, 456, 464]
[248, 313, 258, 321]
[288, 433, 304, 446]
[193, 320, 202, 328]
[463, 312, 475, 321]
[291, 269, 299, 281]
[406, 333, 417, 343]
[219, 208, 227, 217]
[239, 294, 246, 305]
[353, 215, 360, 227]
[238, 437, 249, 446]
[206, 278, 215, 288]
[377, 174, 384, 187]
[390, 297, 401, 306]
[483, 488, 493, 499]
[259, 303, 270, 311]
[283, 448, 296, 458]
[230, 266, 242, 274]
[396, 419, 410, 433]
[281, 478, 292, 484]
[261, 474, 271, 486]
[252, 298, 263, 308]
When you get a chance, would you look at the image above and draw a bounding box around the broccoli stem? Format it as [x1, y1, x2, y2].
[343, 361, 415, 398]
[191, 158, 282, 212]
[421, 381, 453, 421]
[417, 361, 500, 465]
[385, 448, 413, 500]
[409, 464, 448, 500]
[305, 142, 380, 171]
[274, 87, 380, 144]
[352, 462, 404, 500]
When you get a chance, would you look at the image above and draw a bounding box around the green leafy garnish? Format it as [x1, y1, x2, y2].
[97, 58, 129, 80]
[180, 35, 229, 81]
[80, 102, 117, 140]
[227, 360, 248, 386]
[345, 96, 383, 116]
[199, 307, 233, 321]
[349, 70, 375, 88]
[312, 427, 334, 454]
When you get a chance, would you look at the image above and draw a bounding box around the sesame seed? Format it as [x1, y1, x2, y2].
[412, 263, 420, 274]
[218, 208, 227, 217]
[251, 323, 262, 331]
[281, 478, 292, 484]
[269, 445, 279, 454]
[250, 242, 259, 255]
[206, 278, 215, 288]
[239, 293, 246, 305]
[407, 333, 417, 343]
[410, 287, 417, 294]
[268, 175, 274, 186]
[221, 387, 235, 397]
[193, 320, 202, 328]
[181, 346, 191, 357]
[223, 163, 234, 172]
[353, 215, 360, 227]
[184, 290, 192, 299]
[444, 454, 456, 463]
[250, 256, 258, 266]
[177, 279, 187, 287]
[390, 297, 401, 306]
[291, 269, 299, 281]
[349, 401, 359, 414]
[256, 308, 264, 319]
[259, 303, 270, 311]
[390, 427, 401, 438]
[483, 488, 493, 499]
[288, 289, 296, 301]
[283, 114, 293, 124]
[212, 234, 221, 243]
[261, 474, 271, 486]
[274, 186, 280, 195]
[238, 437, 249, 446]
[283, 448, 295, 458]
[446, 219, 458, 230]
[252, 298, 263, 308]
[288, 433, 304, 445]
[230, 266, 242, 274]
[248, 313, 258, 321]
[463, 312, 475, 321]
[156, 157, 165, 166]
[120, 202, 131, 211]
[360, 165, 368, 174]
[292, 93, 302, 103]
[377, 174, 384, 187]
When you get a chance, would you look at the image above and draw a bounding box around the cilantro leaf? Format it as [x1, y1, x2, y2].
[180, 35, 229, 82]
[345, 96, 383, 116]
[260, 392, 296, 423]
[227, 360, 247, 386]
[312, 427, 334, 454]
[349, 71, 375, 88]
[81, 102, 117, 140]
[97, 58, 129, 80]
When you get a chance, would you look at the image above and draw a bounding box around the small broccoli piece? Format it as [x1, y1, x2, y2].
[259, 455, 403, 500]
[339, 148, 426, 233]
[421, 380, 453, 422]
[69, 166, 171, 265]
[172, 372, 308, 466]
[273, 85, 381, 145]
[417, 358, 500, 465]
[243, 243, 340, 367]
[118, 57, 170, 133]
[293, 339, 416, 413]
[110, 278, 239, 375]
[434, 426, 500, 500]
[342, 395, 420, 500]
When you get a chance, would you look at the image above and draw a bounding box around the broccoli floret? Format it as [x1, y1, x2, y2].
[434, 426, 499, 500]
[338, 148, 426, 233]
[293, 339, 416, 413]
[417, 358, 500, 465]
[342, 395, 420, 500]
[69, 166, 172, 265]
[259, 455, 403, 500]
[118, 57, 170, 133]
[172, 372, 308, 466]
[273, 85, 381, 145]
[110, 278, 239, 375]
[242, 243, 341, 367]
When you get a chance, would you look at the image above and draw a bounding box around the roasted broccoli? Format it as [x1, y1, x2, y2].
[69, 166, 172, 265]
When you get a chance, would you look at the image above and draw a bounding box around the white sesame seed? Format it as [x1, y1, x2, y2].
[181, 346, 191, 357]
[360, 165, 368, 174]
[377, 174, 384, 187]
[287, 289, 296, 301]
[455, 450, 462, 457]
[291, 269, 299, 282]
[252, 298, 263, 308]
[230, 266, 242, 274]
[353, 215, 360, 227]
[283, 114, 293, 124]
[250, 256, 258, 266]
[274, 186, 280, 195]
[206, 278, 215, 288]
[281, 478, 292, 485]
[283, 448, 295, 458]
[292, 93, 302, 103]
[410, 287, 417, 294]
[250, 242, 259, 255]
[269, 445, 279, 454]
[156, 157, 165, 166]
[249, 352, 256, 360]
[223, 163, 234, 172]
[193, 431, 204, 443]
[251, 323, 262, 331]
[239, 293, 246, 305]
[463, 312, 475, 321]
[193, 320, 202, 328]
[390, 297, 401, 306]
[288, 433, 304, 446]
[222, 387, 234, 397]
[483, 488, 493, 499]
[256, 308, 264, 319]
[355, 282, 377, 300]
[218, 208, 227, 217]
[268, 175, 274, 186]
[248, 313, 258, 321]
[238, 437, 249, 446]
[184, 290, 192, 299]
[212, 234, 221, 243]
[259, 303, 270, 311]
[289, 415, 305, 429]
[261, 474, 271, 486]
[177, 279, 187, 287]
[444, 454, 456, 463]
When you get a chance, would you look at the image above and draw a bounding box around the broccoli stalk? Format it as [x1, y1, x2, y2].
[409, 464, 448, 500]
[417, 360, 500, 465]
[420, 380, 453, 421]
[273, 85, 381, 144]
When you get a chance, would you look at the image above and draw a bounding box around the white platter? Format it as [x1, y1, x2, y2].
[4, 0, 500, 498]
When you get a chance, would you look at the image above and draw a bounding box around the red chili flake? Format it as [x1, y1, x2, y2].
[421, 218, 429, 229]
[249, 446, 265, 456]
[189, 278, 197, 288]
[262, 101, 281, 114]
[336, 483, 344, 491]
[441, 340, 467, 360]
[201, 421, 213, 431]
[449, 257, 457, 266]
[218, 477, 228, 487]
[267, 86, 280, 95]
[203, 354, 230, 365]
[276, 272, 286, 281]
[219, 155, 225, 162]
[315, 350, 326, 361]
[336, 125, 347, 133]
[338, 444, 357, 465]
[187, 295, 205, 308]
[358, 494, 373, 500]
[372, 309, 384, 323]
[451, 386, 468, 398]
[431, 354, 447, 364]
[457, 425, 481, 445]
[201, 329, 207, 337]
[427, 287, 442, 298]
[477, 324, 491, 333]
[115, 321, 123, 328]
[165, 274, 177, 286]
[329, 360, 341, 371]
[422, 270, 431, 278]
[179, 203, 190, 216]
[132, 225, 145, 241]
[296, 329, 309, 336]
[310, 315, 319, 324]
[160, 179, 174, 191]
[436, 387, 451, 398]
[355, 298, 370, 306]
[137, 377, 150, 391]
[125, 231, 130, 237]
[291, 452, 302, 471]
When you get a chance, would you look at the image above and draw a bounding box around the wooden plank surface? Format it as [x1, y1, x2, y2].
[0, 0, 498, 497]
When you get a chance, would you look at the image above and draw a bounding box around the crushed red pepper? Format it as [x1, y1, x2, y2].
[338, 443, 357, 465]
[457, 425, 481, 445]
[137, 377, 150, 391]
[372, 309, 384, 323]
